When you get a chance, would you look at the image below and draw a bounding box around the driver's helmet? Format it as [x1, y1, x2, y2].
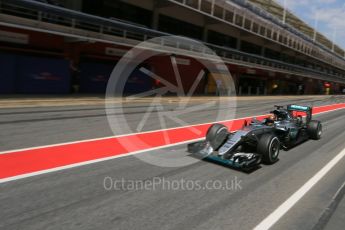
[265, 113, 277, 126]
[275, 111, 289, 121]
[269, 113, 277, 121]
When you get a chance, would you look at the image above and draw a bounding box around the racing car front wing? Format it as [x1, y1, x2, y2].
[188, 141, 262, 170]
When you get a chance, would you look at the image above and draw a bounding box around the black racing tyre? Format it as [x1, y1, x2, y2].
[257, 134, 280, 164]
[206, 124, 228, 150]
[307, 120, 322, 140]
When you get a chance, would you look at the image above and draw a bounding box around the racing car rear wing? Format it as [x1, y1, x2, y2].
[287, 105, 312, 123]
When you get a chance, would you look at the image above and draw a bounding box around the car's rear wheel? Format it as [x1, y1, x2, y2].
[307, 120, 322, 140]
[206, 124, 228, 150]
[257, 134, 280, 164]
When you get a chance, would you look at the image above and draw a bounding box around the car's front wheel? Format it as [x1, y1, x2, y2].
[257, 134, 280, 164]
[206, 124, 228, 150]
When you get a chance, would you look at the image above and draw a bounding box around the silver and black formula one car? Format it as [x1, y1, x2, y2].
[188, 105, 322, 170]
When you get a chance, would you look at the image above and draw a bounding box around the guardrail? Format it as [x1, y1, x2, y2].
[171, 0, 345, 70]
[231, 0, 344, 59]
[0, 0, 344, 83]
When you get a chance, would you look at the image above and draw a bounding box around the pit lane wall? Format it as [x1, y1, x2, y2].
[0, 26, 344, 95]
[1, 51, 343, 96]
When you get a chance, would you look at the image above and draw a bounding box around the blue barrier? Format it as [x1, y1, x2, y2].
[79, 62, 114, 93]
[124, 67, 153, 94]
[16, 55, 71, 93]
[0, 53, 16, 93]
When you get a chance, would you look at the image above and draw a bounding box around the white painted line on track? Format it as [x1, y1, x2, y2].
[253, 147, 345, 230]
[0, 104, 344, 183]
[0, 138, 203, 184]
[0, 114, 262, 155]
[1, 104, 344, 155]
